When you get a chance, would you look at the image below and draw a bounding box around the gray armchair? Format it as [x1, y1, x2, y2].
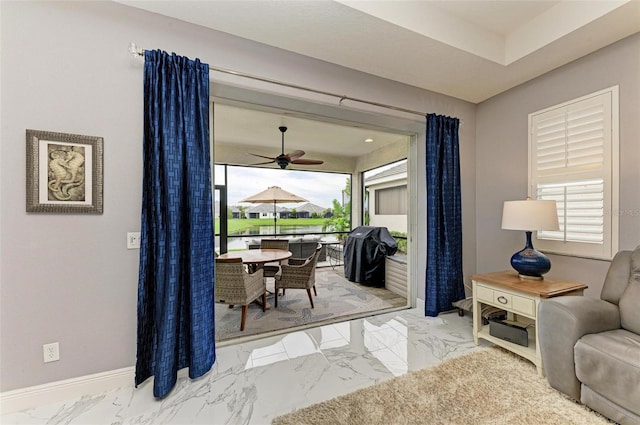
[538, 246, 640, 425]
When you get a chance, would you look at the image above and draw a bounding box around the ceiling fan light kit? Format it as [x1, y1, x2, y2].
[249, 126, 324, 169]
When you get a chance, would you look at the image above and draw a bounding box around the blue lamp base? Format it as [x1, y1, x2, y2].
[510, 231, 551, 280]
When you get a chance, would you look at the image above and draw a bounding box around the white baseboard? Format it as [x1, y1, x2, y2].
[0, 366, 134, 415]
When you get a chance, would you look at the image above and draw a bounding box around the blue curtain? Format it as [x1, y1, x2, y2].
[135, 50, 216, 398]
[425, 114, 465, 317]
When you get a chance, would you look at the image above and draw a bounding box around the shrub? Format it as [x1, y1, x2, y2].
[390, 230, 407, 254]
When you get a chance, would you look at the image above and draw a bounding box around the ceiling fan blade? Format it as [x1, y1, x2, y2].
[291, 158, 324, 165]
[249, 153, 276, 160]
[286, 150, 305, 160]
[248, 127, 319, 169]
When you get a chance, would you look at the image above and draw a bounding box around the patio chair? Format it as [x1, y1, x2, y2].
[260, 238, 290, 278]
[215, 257, 266, 331]
[274, 244, 322, 308]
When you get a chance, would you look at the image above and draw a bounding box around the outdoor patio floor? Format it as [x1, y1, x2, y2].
[322, 265, 407, 309]
[216, 265, 408, 344]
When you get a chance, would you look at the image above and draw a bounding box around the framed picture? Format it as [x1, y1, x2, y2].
[26, 129, 103, 214]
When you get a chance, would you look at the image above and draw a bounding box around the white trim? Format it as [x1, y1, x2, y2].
[415, 297, 425, 313]
[0, 367, 134, 414]
[408, 134, 419, 309]
[610, 86, 620, 258]
[529, 85, 619, 115]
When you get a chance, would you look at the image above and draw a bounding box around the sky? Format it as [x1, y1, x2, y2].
[215, 165, 350, 210]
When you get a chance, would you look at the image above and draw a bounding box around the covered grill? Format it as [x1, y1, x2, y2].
[343, 226, 398, 287]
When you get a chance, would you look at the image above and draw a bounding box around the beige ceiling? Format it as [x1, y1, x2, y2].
[214, 104, 408, 159]
[119, 0, 639, 103]
[119, 0, 639, 167]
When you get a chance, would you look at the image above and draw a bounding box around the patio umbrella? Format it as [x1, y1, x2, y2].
[240, 186, 308, 233]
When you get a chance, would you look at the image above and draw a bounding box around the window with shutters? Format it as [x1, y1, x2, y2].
[528, 86, 619, 260]
[375, 185, 407, 215]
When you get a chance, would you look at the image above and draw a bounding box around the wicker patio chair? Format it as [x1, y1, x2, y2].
[215, 257, 266, 331]
[260, 238, 290, 278]
[274, 244, 322, 308]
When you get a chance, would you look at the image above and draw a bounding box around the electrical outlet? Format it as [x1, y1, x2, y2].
[43, 342, 60, 363]
[127, 232, 141, 249]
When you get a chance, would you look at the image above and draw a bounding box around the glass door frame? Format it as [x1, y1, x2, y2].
[215, 165, 229, 254]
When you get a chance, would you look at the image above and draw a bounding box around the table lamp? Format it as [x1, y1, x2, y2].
[502, 198, 559, 280]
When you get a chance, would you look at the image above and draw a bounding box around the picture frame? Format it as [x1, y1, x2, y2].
[26, 129, 103, 214]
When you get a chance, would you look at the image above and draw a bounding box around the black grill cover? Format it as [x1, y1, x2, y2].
[343, 226, 398, 287]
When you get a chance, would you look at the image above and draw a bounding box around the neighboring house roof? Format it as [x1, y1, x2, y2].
[365, 162, 407, 183]
[296, 202, 327, 215]
[246, 203, 289, 214]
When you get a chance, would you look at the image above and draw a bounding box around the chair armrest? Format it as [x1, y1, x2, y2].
[288, 258, 307, 266]
[279, 260, 310, 275]
[244, 269, 265, 302]
[247, 268, 264, 280]
[538, 297, 621, 400]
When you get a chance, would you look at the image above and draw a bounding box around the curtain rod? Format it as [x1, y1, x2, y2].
[128, 42, 429, 118]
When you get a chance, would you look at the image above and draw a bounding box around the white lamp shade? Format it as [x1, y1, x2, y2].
[502, 199, 559, 231]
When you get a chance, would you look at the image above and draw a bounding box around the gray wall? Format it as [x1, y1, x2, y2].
[476, 33, 640, 298]
[0, 1, 476, 391]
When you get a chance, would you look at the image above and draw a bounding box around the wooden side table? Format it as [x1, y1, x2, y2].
[471, 270, 587, 376]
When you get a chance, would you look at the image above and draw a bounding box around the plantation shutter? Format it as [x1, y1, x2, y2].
[529, 89, 617, 259]
[375, 186, 407, 215]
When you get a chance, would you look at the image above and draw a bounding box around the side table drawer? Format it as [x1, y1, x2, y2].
[476, 285, 494, 303]
[493, 289, 513, 309]
[512, 295, 535, 317]
[476, 284, 536, 318]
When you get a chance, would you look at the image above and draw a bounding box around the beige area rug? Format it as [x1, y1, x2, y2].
[272, 347, 612, 425]
[215, 269, 393, 341]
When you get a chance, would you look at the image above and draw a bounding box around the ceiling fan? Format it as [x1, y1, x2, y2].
[249, 126, 324, 169]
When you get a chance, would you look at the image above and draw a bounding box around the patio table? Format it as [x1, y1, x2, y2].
[218, 248, 292, 273]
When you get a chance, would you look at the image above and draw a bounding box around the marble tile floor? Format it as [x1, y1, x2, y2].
[2, 309, 487, 425]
